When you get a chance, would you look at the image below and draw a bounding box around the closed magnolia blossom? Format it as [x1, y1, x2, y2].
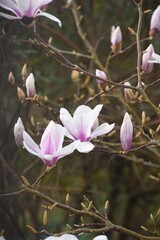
[23, 121, 76, 166]
[111, 26, 122, 54]
[0, 0, 61, 26]
[141, 44, 154, 73]
[45, 234, 79, 240]
[95, 69, 107, 91]
[120, 112, 133, 151]
[26, 73, 36, 98]
[124, 82, 136, 103]
[149, 5, 160, 37]
[60, 104, 115, 153]
[14, 117, 25, 146]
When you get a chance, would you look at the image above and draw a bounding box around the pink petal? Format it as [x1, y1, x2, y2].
[40, 121, 64, 155]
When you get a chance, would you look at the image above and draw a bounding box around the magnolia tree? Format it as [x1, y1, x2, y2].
[0, 0, 160, 240]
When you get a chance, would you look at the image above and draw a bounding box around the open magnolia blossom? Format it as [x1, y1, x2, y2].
[60, 104, 115, 153]
[0, 0, 62, 26]
[23, 120, 77, 166]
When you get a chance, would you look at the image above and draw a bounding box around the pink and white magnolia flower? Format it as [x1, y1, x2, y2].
[14, 117, 25, 146]
[111, 26, 122, 54]
[26, 73, 36, 97]
[0, 0, 62, 26]
[149, 5, 160, 37]
[60, 104, 115, 153]
[120, 112, 133, 151]
[45, 234, 79, 240]
[23, 121, 76, 166]
[141, 44, 154, 73]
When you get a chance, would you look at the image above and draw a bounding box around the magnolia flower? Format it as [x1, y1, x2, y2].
[0, 0, 62, 26]
[26, 73, 36, 97]
[111, 26, 122, 54]
[124, 82, 136, 103]
[45, 234, 79, 240]
[149, 5, 160, 37]
[14, 117, 25, 146]
[95, 69, 107, 91]
[120, 112, 133, 151]
[23, 121, 76, 166]
[60, 104, 115, 153]
[141, 44, 154, 73]
[93, 235, 108, 240]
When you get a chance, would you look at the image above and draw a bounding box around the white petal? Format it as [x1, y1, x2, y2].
[152, 52, 160, 64]
[23, 131, 42, 157]
[37, 11, 62, 26]
[76, 141, 94, 153]
[90, 123, 115, 140]
[93, 236, 108, 240]
[53, 141, 77, 159]
[44, 237, 59, 240]
[60, 108, 78, 140]
[0, 12, 20, 19]
[73, 105, 92, 117]
[60, 234, 79, 240]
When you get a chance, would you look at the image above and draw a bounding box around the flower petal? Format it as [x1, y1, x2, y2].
[90, 123, 115, 140]
[60, 234, 79, 240]
[36, 10, 62, 26]
[40, 121, 64, 155]
[0, 0, 23, 16]
[60, 108, 78, 140]
[76, 141, 94, 153]
[0, 12, 21, 19]
[23, 131, 42, 157]
[53, 141, 77, 159]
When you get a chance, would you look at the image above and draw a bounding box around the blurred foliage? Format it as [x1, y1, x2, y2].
[0, 1, 160, 240]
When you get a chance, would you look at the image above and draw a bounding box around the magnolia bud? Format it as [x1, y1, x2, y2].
[71, 70, 80, 82]
[25, 73, 36, 97]
[8, 71, 15, 85]
[95, 69, 107, 91]
[141, 44, 154, 73]
[17, 87, 26, 102]
[124, 82, 136, 103]
[21, 63, 27, 82]
[111, 26, 122, 54]
[120, 112, 133, 151]
[149, 6, 160, 37]
[14, 117, 25, 146]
